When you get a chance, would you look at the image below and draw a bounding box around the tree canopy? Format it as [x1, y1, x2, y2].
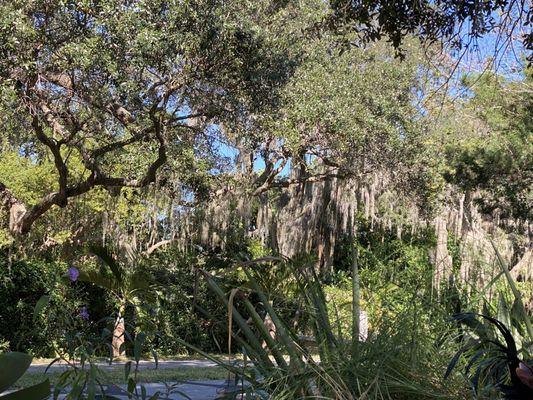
[0, 0, 530, 249]
[329, 0, 532, 62]
[0, 0, 296, 234]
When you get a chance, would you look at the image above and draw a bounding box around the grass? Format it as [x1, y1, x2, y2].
[15, 366, 228, 389]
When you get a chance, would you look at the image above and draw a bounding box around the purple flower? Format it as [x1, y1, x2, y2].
[68, 267, 79, 282]
[79, 307, 89, 320]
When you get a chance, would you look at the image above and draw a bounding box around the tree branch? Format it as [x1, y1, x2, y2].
[3, 69, 187, 235]
[251, 171, 345, 196]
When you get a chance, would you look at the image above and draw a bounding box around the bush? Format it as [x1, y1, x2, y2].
[137, 248, 241, 355]
[0, 246, 252, 357]
[0, 251, 111, 357]
[0, 253, 61, 356]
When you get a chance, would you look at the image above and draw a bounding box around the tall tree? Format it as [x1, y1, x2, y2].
[443, 70, 533, 222]
[0, 0, 294, 236]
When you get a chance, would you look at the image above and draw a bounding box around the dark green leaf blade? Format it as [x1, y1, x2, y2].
[0, 378, 49, 400]
[0, 352, 33, 393]
[33, 295, 50, 322]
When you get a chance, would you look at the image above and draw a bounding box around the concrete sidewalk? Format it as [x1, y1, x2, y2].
[28, 358, 256, 398]
[53, 380, 247, 399]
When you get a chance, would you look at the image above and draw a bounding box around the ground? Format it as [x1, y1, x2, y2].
[19, 358, 240, 399]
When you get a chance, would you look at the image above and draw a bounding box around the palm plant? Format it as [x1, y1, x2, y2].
[79, 245, 158, 359]
[445, 242, 533, 400]
[180, 255, 462, 399]
[446, 313, 533, 399]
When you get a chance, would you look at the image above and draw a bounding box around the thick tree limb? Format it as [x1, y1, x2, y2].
[143, 239, 175, 256]
[4, 127, 168, 235]
[2, 67, 200, 236]
[32, 115, 68, 205]
[251, 157, 288, 196]
[251, 171, 346, 196]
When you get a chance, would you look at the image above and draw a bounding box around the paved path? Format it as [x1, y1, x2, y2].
[27, 359, 256, 398]
[53, 380, 247, 399]
[29, 359, 218, 373]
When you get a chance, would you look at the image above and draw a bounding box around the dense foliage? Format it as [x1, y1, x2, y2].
[443, 72, 533, 221]
[0, 1, 531, 399]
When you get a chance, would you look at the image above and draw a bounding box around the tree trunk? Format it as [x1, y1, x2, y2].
[112, 303, 126, 359]
[0, 182, 27, 234]
[261, 305, 276, 349]
[351, 244, 360, 356]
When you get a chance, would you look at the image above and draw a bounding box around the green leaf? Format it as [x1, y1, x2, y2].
[53, 385, 61, 400]
[452, 313, 490, 340]
[33, 295, 49, 322]
[202, 271, 273, 370]
[89, 245, 123, 284]
[444, 347, 465, 379]
[141, 385, 146, 399]
[0, 379, 49, 400]
[68, 373, 84, 399]
[87, 364, 97, 400]
[134, 333, 146, 364]
[0, 352, 32, 393]
[127, 377, 136, 395]
[124, 361, 132, 381]
[491, 240, 533, 343]
[78, 270, 116, 291]
[498, 293, 513, 332]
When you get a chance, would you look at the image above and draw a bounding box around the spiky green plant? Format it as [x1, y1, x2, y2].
[444, 242, 533, 400]
[445, 313, 533, 399]
[180, 255, 465, 399]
